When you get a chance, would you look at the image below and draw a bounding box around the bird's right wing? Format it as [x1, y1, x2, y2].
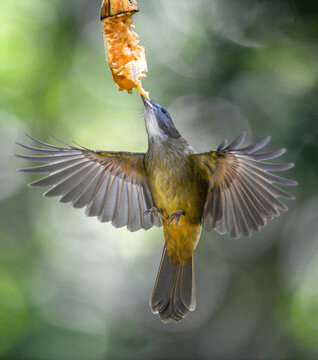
[193, 133, 297, 238]
[16, 135, 162, 232]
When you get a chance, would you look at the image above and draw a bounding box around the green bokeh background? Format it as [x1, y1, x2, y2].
[1, 0, 318, 359]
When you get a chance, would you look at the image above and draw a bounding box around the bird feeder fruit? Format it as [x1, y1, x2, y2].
[100, 0, 139, 19]
[101, 0, 149, 98]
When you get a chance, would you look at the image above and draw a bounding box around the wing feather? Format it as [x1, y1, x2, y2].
[43, 162, 99, 198]
[17, 136, 161, 232]
[28, 159, 90, 187]
[86, 166, 112, 217]
[111, 173, 126, 228]
[129, 183, 142, 232]
[196, 134, 296, 238]
[71, 167, 106, 208]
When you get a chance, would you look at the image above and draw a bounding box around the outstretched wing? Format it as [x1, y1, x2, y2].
[194, 133, 297, 238]
[16, 135, 162, 232]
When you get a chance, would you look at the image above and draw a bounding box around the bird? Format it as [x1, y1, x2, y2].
[16, 96, 297, 323]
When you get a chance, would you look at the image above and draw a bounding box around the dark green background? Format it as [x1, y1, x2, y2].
[1, 0, 318, 359]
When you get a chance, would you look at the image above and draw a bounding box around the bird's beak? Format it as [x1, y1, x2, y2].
[141, 95, 152, 109]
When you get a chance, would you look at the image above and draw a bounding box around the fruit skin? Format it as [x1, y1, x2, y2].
[100, 0, 139, 20]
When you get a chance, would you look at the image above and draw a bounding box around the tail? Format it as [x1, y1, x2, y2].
[150, 247, 196, 323]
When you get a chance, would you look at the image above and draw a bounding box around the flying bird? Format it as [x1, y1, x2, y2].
[16, 97, 296, 323]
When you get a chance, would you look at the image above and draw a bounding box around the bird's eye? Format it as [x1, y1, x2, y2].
[161, 108, 167, 114]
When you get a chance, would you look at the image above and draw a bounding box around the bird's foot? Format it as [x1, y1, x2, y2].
[143, 207, 163, 220]
[168, 210, 185, 226]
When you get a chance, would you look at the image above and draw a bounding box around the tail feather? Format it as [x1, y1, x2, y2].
[150, 247, 196, 323]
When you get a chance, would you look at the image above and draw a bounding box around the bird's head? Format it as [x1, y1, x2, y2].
[142, 96, 181, 140]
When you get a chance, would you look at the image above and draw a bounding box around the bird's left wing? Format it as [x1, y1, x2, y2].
[16, 135, 162, 232]
[192, 133, 297, 238]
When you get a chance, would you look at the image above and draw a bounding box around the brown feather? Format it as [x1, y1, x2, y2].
[16, 136, 162, 232]
[150, 247, 195, 323]
[196, 134, 297, 238]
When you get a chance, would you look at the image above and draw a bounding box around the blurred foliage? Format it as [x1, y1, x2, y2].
[1, 0, 318, 359]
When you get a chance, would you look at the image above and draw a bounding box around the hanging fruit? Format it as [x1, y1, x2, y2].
[101, 0, 149, 98]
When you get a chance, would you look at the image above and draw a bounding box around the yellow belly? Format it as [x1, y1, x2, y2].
[164, 221, 201, 265]
[150, 164, 206, 221]
[145, 145, 208, 263]
[148, 159, 207, 264]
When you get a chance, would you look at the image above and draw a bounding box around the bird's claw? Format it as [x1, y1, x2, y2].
[143, 207, 163, 219]
[168, 210, 185, 226]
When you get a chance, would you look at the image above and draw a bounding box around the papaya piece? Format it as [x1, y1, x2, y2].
[101, 0, 149, 98]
